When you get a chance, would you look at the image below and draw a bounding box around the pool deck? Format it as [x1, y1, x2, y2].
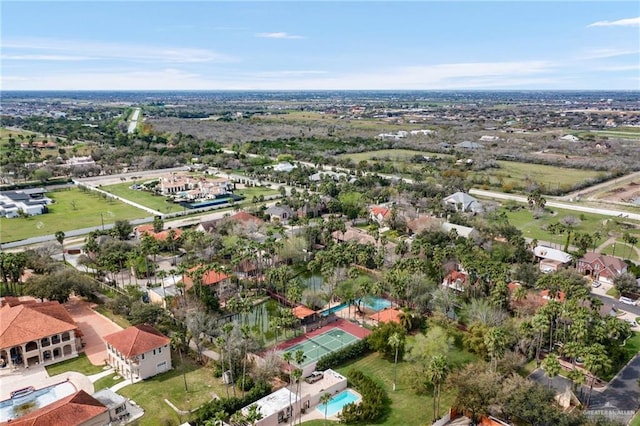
[0, 364, 94, 401]
[273, 318, 370, 353]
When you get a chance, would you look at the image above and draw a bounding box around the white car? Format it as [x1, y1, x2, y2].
[591, 281, 601, 288]
[619, 296, 637, 306]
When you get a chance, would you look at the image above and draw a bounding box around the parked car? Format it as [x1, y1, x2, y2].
[619, 296, 637, 306]
[591, 281, 601, 288]
[304, 371, 324, 384]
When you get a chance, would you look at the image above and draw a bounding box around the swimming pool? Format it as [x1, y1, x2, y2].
[358, 296, 392, 312]
[316, 389, 360, 417]
[320, 303, 348, 317]
[0, 381, 76, 422]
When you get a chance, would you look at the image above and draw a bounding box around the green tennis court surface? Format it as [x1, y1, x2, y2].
[283, 328, 360, 366]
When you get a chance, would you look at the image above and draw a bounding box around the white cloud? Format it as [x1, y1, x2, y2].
[2, 38, 237, 63]
[256, 32, 304, 39]
[579, 48, 640, 59]
[588, 17, 640, 27]
[1, 54, 96, 61]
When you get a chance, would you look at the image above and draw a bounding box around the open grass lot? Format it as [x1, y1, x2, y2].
[601, 242, 639, 261]
[0, 188, 148, 243]
[325, 342, 477, 426]
[500, 205, 639, 245]
[470, 161, 606, 193]
[93, 305, 132, 329]
[580, 129, 640, 140]
[235, 186, 280, 199]
[256, 111, 427, 132]
[45, 353, 104, 377]
[119, 356, 228, 426]
[102, 182, 174, 213]
[0, 127, 42, 146]
[339, 149, 452, 163]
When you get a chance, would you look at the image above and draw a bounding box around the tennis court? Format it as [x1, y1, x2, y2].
[282, 328, 360, 366]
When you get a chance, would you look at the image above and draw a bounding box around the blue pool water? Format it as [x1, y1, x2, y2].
[0, 381, 76, 422]
[317, 389, 360, 417]
[320, 303, 348, 317]
[359, 296, 392, 312]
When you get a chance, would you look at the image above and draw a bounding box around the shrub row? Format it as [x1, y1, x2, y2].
[192, 380, 272, 425]
[338, 369, 388, 424]
[315, 338, 370, 370]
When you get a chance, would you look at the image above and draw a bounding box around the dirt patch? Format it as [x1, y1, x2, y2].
[598, 181, 640, 203]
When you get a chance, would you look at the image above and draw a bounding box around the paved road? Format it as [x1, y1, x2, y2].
[470, 188, 640, 221]
[127, 108, 141, 134]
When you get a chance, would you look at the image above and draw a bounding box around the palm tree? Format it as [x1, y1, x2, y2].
[283, 351, 294, 426]
[426, 354, 449, 421]
[388, 332, 402, 391]
[55, 231, 66, 263]
[541, 354, 561, 389]
[583, 344, 611, 408]
[484, 327, 507, 372]
[292, 369, 303, 425]
[320, 392, 332, 426]
[245, 404, 263, 426]
[293, 349, 307, 426]
[222, 322, 237, 398]
[170, 332, 189, 392]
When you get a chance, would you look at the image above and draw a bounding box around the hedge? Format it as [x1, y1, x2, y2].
[338, 369, 388, 424]
[315, 338, 370, 370]
[192, 380, 272, 425]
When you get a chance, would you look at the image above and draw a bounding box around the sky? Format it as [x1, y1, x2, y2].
[1, 1, 639, 91]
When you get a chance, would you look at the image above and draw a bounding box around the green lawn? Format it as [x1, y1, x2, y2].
[0, 188, 148, 243]
[119, 355, 228, 426]
[601, 242, 639, 261]
[470, 161, 606, 193]
[329, 343, 477, 426]
[45, 353, 104, 377]
[339, 149, 452, 162]
[93, 373, 125, 392]
[235, 186, 280, 199]
[630, 410, 640, 426]
[102, 182, 175, 213]
[501, 206, 617, 245]
[94, 305, 132, 329]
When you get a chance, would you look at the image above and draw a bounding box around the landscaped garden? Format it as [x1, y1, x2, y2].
[119, 356, 229, 426]
[0, 187, 148, 242]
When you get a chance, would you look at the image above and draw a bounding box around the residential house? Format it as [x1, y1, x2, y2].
[1, 390, 110, 426]
[406, 215, 441, 235]
[92, 388, 131, 423]
[104, 324, 171, 381]
[442, 270, 468, 292]
[443, 192, 484, 214]
[265, 205, 296, 223]
[455, 141, 484, 150]
[533, 245, 573, 273]
[442, 222, 478, 239]
[158, 174, 232, 200]
[0, 299, 81, 368]
[369, 205, 390, 226]
[332, 228, 377, 246]
[240, 369, 347, 426]
[181, 266, 232, 295]
[271, 162, 297, 173]
[0, 188, 52, 218]
[134, 224, 183, 242]
[577, 253, 628, 285]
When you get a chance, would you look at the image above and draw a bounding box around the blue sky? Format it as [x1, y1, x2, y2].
[2, 1, 639, 90]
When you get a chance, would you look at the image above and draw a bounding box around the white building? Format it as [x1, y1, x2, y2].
[0, 188, 52, 218]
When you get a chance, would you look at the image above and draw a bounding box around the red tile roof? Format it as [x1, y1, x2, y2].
[136, 225, 183, 241]
[370, 206, 390, 217]
[3, 390, 107, 426]
[369, 308, 402, 324]
[182, 266, 230, 291]
[229, 211, 263, 224]
[0, 302, 77, 349]
[103, 324, 170, 358]
[292, 305, 316, 319]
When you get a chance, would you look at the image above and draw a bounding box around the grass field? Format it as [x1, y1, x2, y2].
[45, 353, 104, 377]
[0, 188, 148, 243]
[470, 161, 606, 193]
[119, 356, 228, 426]
[601, 242, 639, 261]
[93, 373, 124, 392]
[339, 149, 451, 162]
[101, 182, 280, 214]
[499, 205, 640, 246]
[258, 111, 427, 132]
[102, 182, 174, 213]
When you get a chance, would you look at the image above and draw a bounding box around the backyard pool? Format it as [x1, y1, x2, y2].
[358, 296, 392, 312]
[0, 381, 76, 422]
[320, 303, 348, 317]
[316, 389, 361, 417]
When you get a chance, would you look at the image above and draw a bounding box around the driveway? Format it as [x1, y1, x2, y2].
[64, 297, 123, 366]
